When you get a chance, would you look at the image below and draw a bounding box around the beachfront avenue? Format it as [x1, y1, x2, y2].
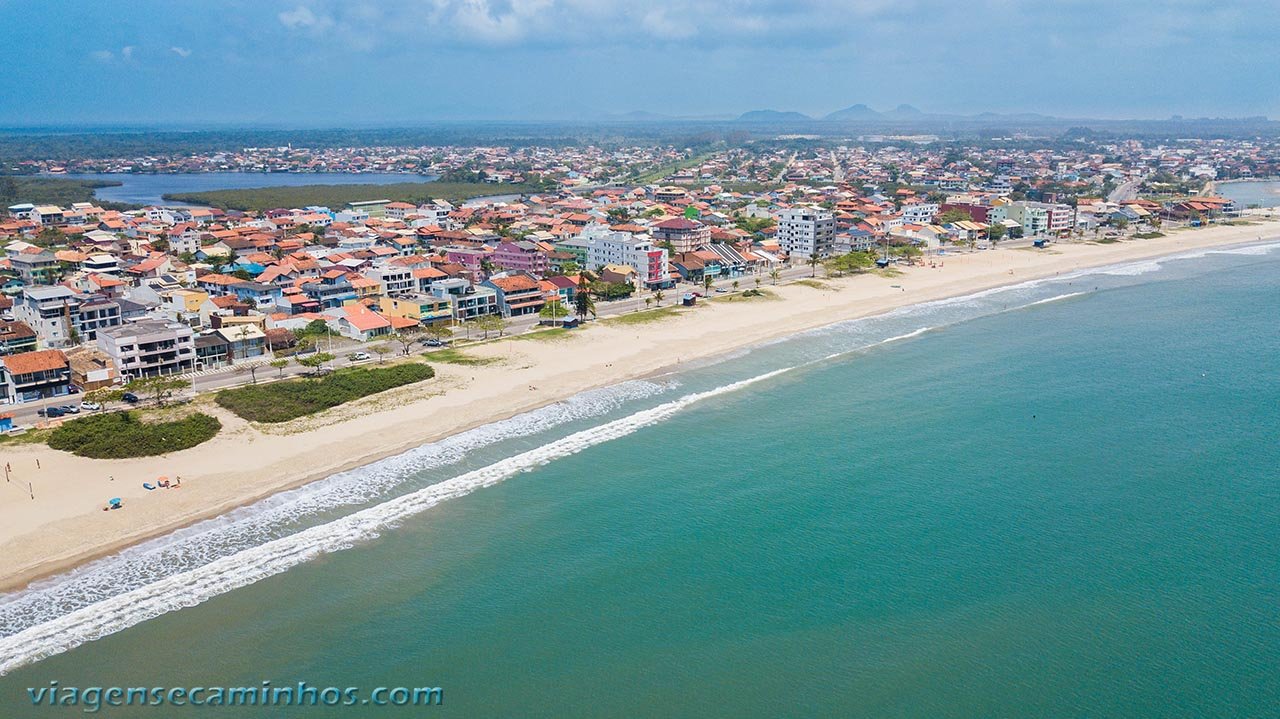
[26, 681, 444, 711]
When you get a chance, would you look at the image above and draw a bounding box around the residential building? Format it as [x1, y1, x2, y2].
[0, 320, 38, 356]
[9, 249, 61, 284]
[367, 266, 415, 296]
[0, 349, 72, 404]
[776, 207, 836, 259]
[651, 218, 711, 253]
[483, 274, 547, 317]
[379, 294, 454, 326]
[579, 227, 670, 289]
[492, 240, 550, 275]
[429, 278, 498, 320]
[213, 325, 267, 361]
[96, 321, 196, 379]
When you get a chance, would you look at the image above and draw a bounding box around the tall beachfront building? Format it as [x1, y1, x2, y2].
[776, 207, 836, 259]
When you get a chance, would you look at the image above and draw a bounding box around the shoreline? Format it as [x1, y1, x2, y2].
[2, 224, 1277, 594]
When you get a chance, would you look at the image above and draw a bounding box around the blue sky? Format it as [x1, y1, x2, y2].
[1, 0, 1276, 126]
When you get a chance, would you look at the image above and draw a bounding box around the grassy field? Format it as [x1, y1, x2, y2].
[421, 348, 501, 366]
[0, 176, 128, 208]
[511, 327, 577, 342]
[47, 411, 221, 458]
[163, 181, 548, 211]
[602, 306, 683, 325]
[793, 279, 836, 291]
[215, 363, 434, 423]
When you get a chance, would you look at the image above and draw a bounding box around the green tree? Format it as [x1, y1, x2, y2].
[372, 344, 392, 364]
[297, 352, 335, 375]
[269, 358, 289, 378]
[702, 275, 714, 294]
[125, 376, 191, 406]
[540, 300, 568, 324]
[424, 324, 453, 343]
[388, 331, 419, 356]
[936, 209, 971, 225]
[808, 254, 821, 278]
[770, 268, 780, 285]
[84, 388, 124, 411]
[987, 222, 1006, 244]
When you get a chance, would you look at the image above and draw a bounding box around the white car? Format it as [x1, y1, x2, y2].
[350, 352, 371, 361]
[80, 401, 102, 411]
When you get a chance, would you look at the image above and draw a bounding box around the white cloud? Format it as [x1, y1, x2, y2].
[279, 5, 334, 31]
[170, 46, 193, 58]
[120, 45, 136, 61]
[90, 50, 114, 63]
[451, 0, 552, 43]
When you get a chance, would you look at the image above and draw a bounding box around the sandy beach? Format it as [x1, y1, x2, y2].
[0, 223, 1274, 592]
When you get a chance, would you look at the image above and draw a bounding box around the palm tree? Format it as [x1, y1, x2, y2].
[644, 297, 652, 310]
[808, 254, 820, 277]
[769, 269, 780, 285]
[754, 277, 761, 289]
[574, 279, 596, 321]
[653, 290, 664, 307]
[702, 275, 714, 295]
[731, 279, 740, 292]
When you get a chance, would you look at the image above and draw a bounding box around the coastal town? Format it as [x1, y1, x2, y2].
[0, 135, 1267, 433]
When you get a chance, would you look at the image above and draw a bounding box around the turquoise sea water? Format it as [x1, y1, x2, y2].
[1, 244, 1277, 717]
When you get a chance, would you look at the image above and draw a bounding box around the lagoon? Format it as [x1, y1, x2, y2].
[42, 172, 436, 207]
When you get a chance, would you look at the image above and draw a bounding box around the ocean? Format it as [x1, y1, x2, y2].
[1, 242, 1277, 717]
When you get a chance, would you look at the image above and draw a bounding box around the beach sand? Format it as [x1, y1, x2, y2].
[0, 224, 1274, 591]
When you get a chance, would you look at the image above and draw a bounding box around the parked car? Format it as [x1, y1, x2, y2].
[80, 401, 102, 411]
[58, 405, 80, 414]
[423, 338, 446, 347]
[714, 287, 728, 293]
[122, 392, 140, 404]
[350, 351, 371, 361]
[38, 407, 66, 418]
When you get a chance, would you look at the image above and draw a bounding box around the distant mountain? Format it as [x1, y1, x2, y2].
[883, 104, 924, 118]
[824, 104, 882, 121]
[735, 109, 813, 123]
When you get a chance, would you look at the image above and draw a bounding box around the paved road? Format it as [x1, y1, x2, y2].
[1108, 176, 1144, 203]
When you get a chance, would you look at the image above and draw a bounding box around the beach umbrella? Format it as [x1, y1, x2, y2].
[108, 497, 122, 507]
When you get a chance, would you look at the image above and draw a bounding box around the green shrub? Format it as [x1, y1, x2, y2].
[216, 363, 434, 423]
[48, 412, 221, 458]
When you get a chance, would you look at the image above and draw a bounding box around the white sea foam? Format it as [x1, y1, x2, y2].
[1025, 292, 1087, 307]
[0, 380, 672, 640]
[0, 368, 792, 676]
[1207, 241, 1280, 256]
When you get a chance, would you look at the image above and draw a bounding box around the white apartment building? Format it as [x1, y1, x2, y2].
[578, 225, 670, 288]
[97, 320, 196, 379]
[900, 202, 939, 225]
[776, 207, 836, 259]
[367, 266, 415, 295]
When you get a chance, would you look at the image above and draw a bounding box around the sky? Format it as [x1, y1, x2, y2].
[1, 0, 1277, 126]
